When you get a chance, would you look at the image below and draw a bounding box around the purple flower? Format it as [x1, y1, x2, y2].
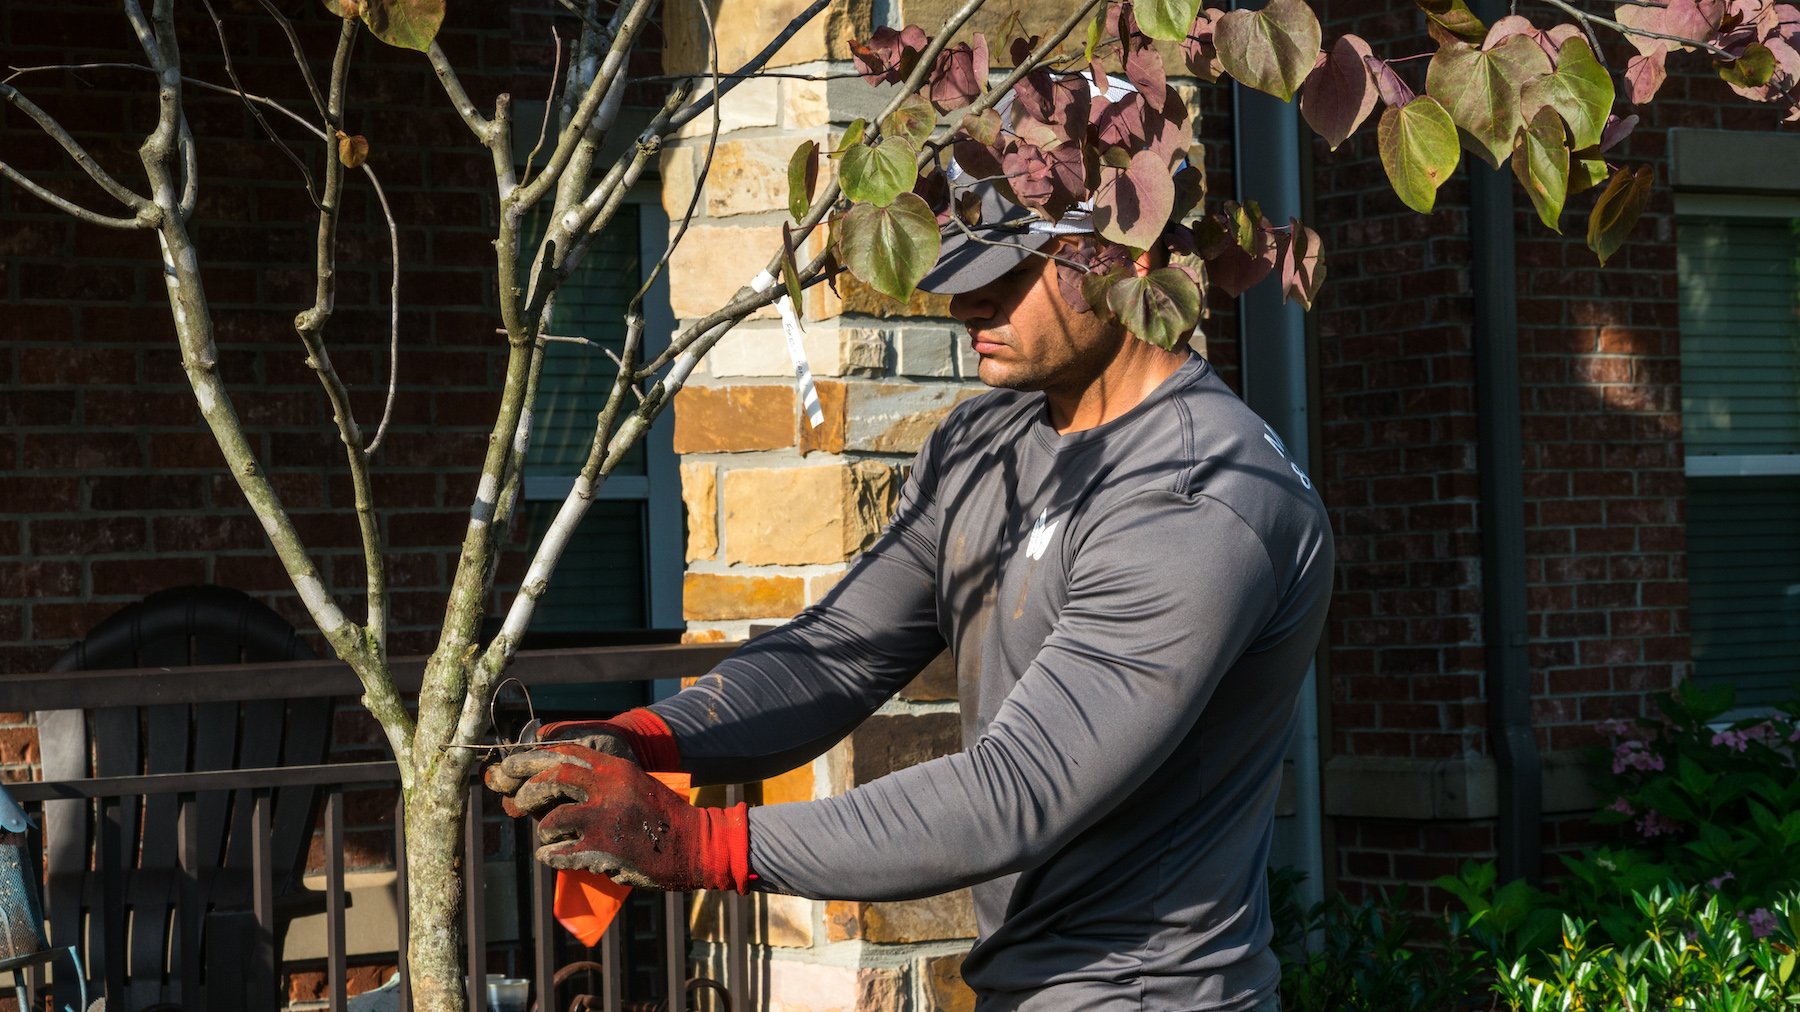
[1597, 717, 1633, 737]
[1634, 809, 1680, 838]
[1612, 740, 1665, 774]
[1745, 907, 1778, 939]
[1609, 796, 1636, 816]
[1708, 871, 1736, 890]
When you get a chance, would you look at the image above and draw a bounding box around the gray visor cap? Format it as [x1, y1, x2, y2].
[916, 183, 1061, 295]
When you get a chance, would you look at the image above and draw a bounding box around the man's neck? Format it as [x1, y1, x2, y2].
[1046, 341, 1190, 434]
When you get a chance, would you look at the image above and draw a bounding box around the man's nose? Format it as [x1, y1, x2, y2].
[949, 289, 991, 323]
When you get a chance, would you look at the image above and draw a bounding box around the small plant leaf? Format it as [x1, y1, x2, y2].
[359, 0, 444, 51]
[1586, 164, 1652, 265]
[837, 118, 867, 154]
[1301, 34, 1379, 150]
[1511, 106, 1569, 231]
[838, 192, 940, 302]
[1277, 217, 1326, 310]
[1094, 149, 1178, 251]
[781, 223, 804, 308]
[1215, 0, 1323, 101]
[336, 132, 370, 169]
[1417, 0, 1487, 42]
[1625, 46, 1670, 104]
[1520, 35, 1613, 150]
[1717, 42, 1777, 88]
[840, 136, 919, 207]
[788, 140, 820, 221]
[1137, 0, 1204, 42]
[1107, 267, 1202, 350]
[1425, 33, 1553, 168]
[883, 91, 938, 148]
[1378, 94, 1461, 213]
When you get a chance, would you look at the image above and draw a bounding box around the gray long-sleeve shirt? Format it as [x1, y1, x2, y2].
[651, 353, 1333, 1011]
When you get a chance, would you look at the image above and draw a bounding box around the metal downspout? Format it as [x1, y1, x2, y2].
[1230, 47, 1326, 909]
[1468, 0, 1543, 882]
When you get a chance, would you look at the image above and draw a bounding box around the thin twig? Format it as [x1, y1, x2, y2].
[0, 163, 144, 227]
[945, 210, 1093, 272]
[0, 81, 149, 211]
[361, 172, 403, 458]
[199, 0, 320, 208]
[555, 0, 611, 36]
[253, 0, 330, 120]
[630, 0, 723, 316]
[666, 0, 832, 131]
[521, 27, 564, 186]
[640, 69, 870, 82]
[1536, 0, 1733, 57]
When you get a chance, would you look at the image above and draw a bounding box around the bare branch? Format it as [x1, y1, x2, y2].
[426, 41, 496, 140]
[252, 0, 331, 120]
[666, 0, 832, 132]
[0, 81, 150, 210]
[555, 0, 611, 36]
[1535, 0, 1733, 58]
[0, 162, 145, 228]
[520, 27, 564, 186]
[360, 173, 404, 459]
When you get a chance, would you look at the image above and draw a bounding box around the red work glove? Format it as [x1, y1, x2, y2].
[506, 743, 750, 894]
[483, 707, 680, 798]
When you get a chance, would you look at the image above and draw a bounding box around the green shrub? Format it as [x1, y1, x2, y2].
[1275, 686, 1800, 1011]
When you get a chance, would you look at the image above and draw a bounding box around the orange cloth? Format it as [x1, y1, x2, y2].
[551, 772, 692, 945]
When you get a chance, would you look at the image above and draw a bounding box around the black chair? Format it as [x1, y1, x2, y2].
[38, 585, 332, 1011]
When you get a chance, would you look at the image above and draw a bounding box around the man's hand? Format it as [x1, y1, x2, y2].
[483, 707, 680, 800]
[503, 743, 750, 893]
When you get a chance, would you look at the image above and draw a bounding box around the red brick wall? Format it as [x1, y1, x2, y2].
[1, 3, 521, 678]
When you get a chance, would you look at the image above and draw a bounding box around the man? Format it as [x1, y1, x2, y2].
[488, 167, 1334, 1010]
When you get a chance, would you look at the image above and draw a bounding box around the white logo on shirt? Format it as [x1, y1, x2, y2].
[1262, 424, 1313, 490]
[1025, 508, 1058, 560]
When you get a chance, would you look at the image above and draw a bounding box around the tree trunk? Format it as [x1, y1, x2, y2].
[404, 781, 469, 1012]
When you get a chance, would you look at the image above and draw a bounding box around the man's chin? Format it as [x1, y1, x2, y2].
[977, 359, 1048, 392]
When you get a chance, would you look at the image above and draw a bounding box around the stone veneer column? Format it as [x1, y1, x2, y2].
[661, 3, 1190, 1007]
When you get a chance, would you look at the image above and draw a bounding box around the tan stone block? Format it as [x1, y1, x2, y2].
[830, 270, 955, 319]
[664, 0, 874, 76]
[667, 224, 783, 320]
[722, 462, 898, 565]
[826, 890, 978, 943]
[839, 327, 891, 374]
[895, 0, 1084, 66]
[660, 146, 699, 221]
[844, 382, 985, 454]
[707, 323, 852, 379]
[682, 573, 806, 620]
[705, 136, 805, 218]
[924, 952, 977, 1012]
[808, 568, 847, 602]
[681, 628, 730, 644]
[799, 380, 847, 455]
[761, 762, 815, 805]
[674, 75, 782, 139]
[689, 891, 815, 948]
[850, 712, 961, 786]
[858, 968, 908, 1009]
[672, 384, 795, 453]
[680, 461, 718, 562]
[900, 650, 957, 701]
[785, 77, 831, 129]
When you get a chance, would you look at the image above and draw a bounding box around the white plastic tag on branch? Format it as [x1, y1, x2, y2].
[751, 269, 824, 429]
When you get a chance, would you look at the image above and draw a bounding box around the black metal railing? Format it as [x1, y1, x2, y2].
[0, 643, 751, 1012]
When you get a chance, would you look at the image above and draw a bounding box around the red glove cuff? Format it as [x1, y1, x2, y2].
[697, 802, 752, 894]
[540, 708, 681, 771]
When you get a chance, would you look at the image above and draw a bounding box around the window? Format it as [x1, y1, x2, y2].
[1677, 194, 1800, 704]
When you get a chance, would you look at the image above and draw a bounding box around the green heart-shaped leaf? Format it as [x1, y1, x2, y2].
[1512, 106, 1569, 231]
[1106, 267, 1202, 350]
[839, 192, 941, 302]
[360, 0, 444, 51]
[788, 140, 820, 221]
[1215, 0, 1322, 101]
[1586, 164, 1652, 265]
[1378, 95, 1460, 213]
[1718, 43, 1776, 88]
[882, 92, 938, 148]
[1520, 35, 1613, 150]
[840, 136, 919, 207]
[1136, 0, 1204, 42]
[1416, 0, 1486, 42]
[1425, 34, 1552, 168]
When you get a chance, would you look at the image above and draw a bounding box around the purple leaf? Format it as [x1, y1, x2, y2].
[952, 138, 1005, 183]
[1002, 141, 1086, 220]
[1624, 46, 1669, 104]
[1301, 34, 1379, 150]
[1094, 149, 1178, 250]
[1126, 39, 1170, 112]
[1277, 218, 1326, 310]
[851, 25, 931, 86]
[1092, 90, 1149, 148]
[1596, 112, 1639, 153]
[1183, 8, 1227, 81]
[1365, 54, 1416, 107]
[929, 34, 989, 112]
